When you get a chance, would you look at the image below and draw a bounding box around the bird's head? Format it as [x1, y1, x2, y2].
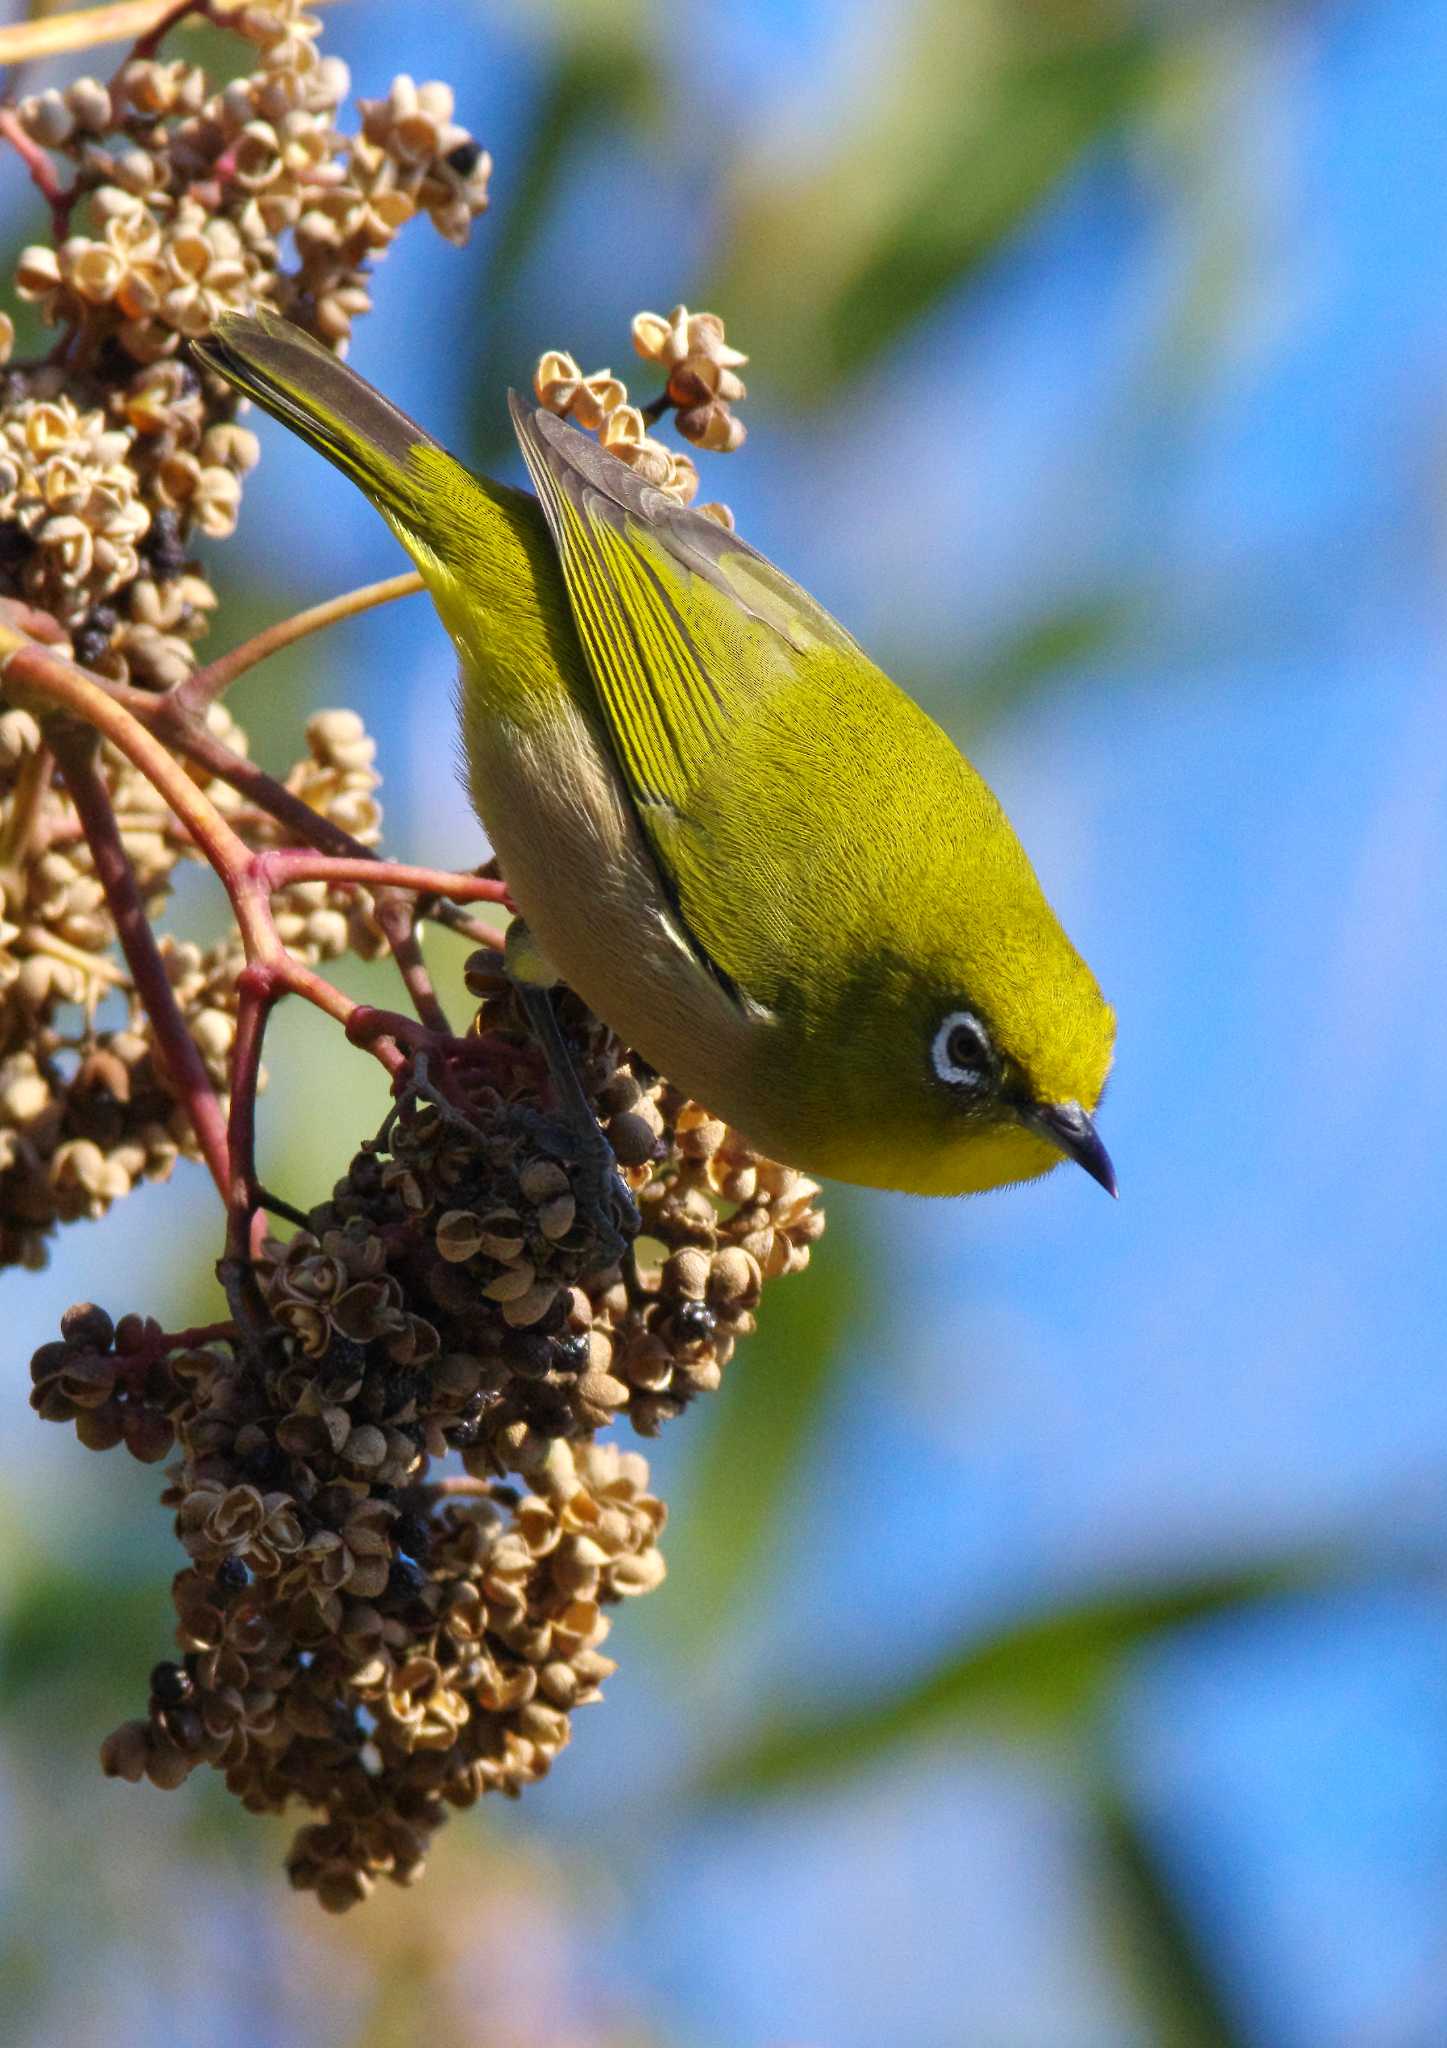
[778, 852, 1117, 1200]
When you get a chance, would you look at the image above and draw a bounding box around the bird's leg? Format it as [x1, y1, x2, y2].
[504, 922, 640, 1265]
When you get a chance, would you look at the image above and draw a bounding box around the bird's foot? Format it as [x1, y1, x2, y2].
[503, 1100, 639, 1269]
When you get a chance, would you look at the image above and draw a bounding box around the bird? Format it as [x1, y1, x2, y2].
[194, 307, 1116, 1200]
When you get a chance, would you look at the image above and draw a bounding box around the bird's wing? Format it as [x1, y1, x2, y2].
[508, 397, 861, 823]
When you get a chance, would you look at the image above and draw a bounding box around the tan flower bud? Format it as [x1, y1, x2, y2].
[100, 1720, 152, 1781]
[435, 1209, 485, 1262]
[536, 1192, 576, 1241]
[519, 1158, 569, 1204]
[630, 310, 674, 363]
[16, 245, 61, 299]
[67, 78, 113, 133]
[20, 89, 74, 148]
[482, 1258, 536, 1303]
[500, 1281, 559, 1329]
[608, 1547, 666, 1595]
[708, 1246, 762, 1308]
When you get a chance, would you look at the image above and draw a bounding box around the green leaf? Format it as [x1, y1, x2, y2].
[0, 1560, 162, 1719]
[463, 19, 667, 472]
[1090, 1778, 1252, 2048]
[658, 1191, 871, 1656]
[699, 1557, 1331, 1800]
[709, 1, 1162, 399]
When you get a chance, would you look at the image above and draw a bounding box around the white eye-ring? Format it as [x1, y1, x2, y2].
[931, 1009, 993, 1089]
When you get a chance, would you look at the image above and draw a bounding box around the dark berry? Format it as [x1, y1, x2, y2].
[243, 1442, 288, 1486]
[388, 1557, 428, 1599]
[675, 1301, 717, 1343]
[551, 1332, 590, 1374]
[149, 1660, 194, 1706]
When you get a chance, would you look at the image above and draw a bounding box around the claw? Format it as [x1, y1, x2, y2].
[505, 973, 639, 1266]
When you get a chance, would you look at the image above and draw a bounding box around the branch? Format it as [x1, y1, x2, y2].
[225, 966, 271, 1263]
[0, 0, 332, 66]
[0, 107, 74, 242]
[171, 570, 425, 718]
[254, 852, 509, 904]
[0, 597, 510, 977]
[0, 626, 385, 1049]
[48, 724, 231, 1203]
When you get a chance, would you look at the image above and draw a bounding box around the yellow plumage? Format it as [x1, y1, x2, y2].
[195, 308, 1116, 1198]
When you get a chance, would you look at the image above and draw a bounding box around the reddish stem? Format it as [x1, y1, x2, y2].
[49, 726, 231, 1203]
[0, 599, 511, 964]
[128, 0, 208, 63]
[225, 967, 272, 1262]
[254, 851, 510, 903]
[374, 897, 451, 1035]
[170, 570, 424, 719]
[0, 107, 74, 240]
[1, 632, 389, 1051]
[1, 623, 525, 1269]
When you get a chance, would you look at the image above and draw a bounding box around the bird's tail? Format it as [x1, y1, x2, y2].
[193, 306, 440, 529]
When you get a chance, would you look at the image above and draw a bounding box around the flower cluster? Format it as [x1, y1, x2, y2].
[6, 0, 784, 1913]
[6, 7, 488, 687]
[14, 16, 490, 360]
[533, 303, 748, 528]
[0, 0, 480, 1267]
[632, 304, 748, 452]
[29, 967, 821, 1906]
[0, 702, 382, 1265]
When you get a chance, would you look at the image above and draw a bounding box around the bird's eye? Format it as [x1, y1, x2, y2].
[931, 1010, 993, 1090]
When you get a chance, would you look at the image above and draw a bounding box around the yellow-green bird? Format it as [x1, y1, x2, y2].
[195, 308, 1116, 1199]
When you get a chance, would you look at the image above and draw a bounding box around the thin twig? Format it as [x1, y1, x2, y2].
[0, 106, 73, 240]
[0, 626, 381, 1048]
[255, 851, 510, 902]
[172, 570, 426, 717]
[374, 896, 451, 1035]
[0, 0, 332, 66]
[0, 597, 510, 967]
[225, 965, 271, 1262]
[49, 724, 231, 1203]
[0, 738, 54, 895]
[129, 0, 207, 63]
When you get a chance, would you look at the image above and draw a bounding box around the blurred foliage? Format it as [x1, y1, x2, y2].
[0, 2, 1405, 2045]
[713, 0, 1162, 398]
[699, 1562, 1331, 1798]
[697, 1564, 1340, 2047]
[660, 1190, 871, 1651]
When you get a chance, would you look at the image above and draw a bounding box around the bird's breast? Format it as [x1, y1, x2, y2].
[460, 685, 765, 1117]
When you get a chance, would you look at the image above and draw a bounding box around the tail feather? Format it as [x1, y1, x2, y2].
[192, 306, 434, 524]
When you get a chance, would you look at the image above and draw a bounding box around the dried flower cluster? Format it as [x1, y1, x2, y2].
[533, 302, 748, 529]
[1, 697, 379, 1268]
[5, 1, 793, 1911]
[29, 964, 821, 1906]
[8, 4, 488, 672]
[1, 1, 477, 1268]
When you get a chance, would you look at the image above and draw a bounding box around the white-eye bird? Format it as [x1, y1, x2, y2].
[195, 308, 1116, 1199]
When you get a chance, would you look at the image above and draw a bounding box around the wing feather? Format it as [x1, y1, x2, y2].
[508, 396, 883, 1010]
[509, 396, 858, 821]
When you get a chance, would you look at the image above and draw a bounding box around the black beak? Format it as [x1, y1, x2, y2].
[1023, 1100, 1117, 1198]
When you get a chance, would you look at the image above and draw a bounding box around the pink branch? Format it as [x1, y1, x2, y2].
[254, 852, 510, 904]
[170, 570, 424, 719]
[1, 625, 527, 1268]
[0, 108, 75, 242]
[50, 728, 231, 1203]
[225, 968, 273, 1262]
